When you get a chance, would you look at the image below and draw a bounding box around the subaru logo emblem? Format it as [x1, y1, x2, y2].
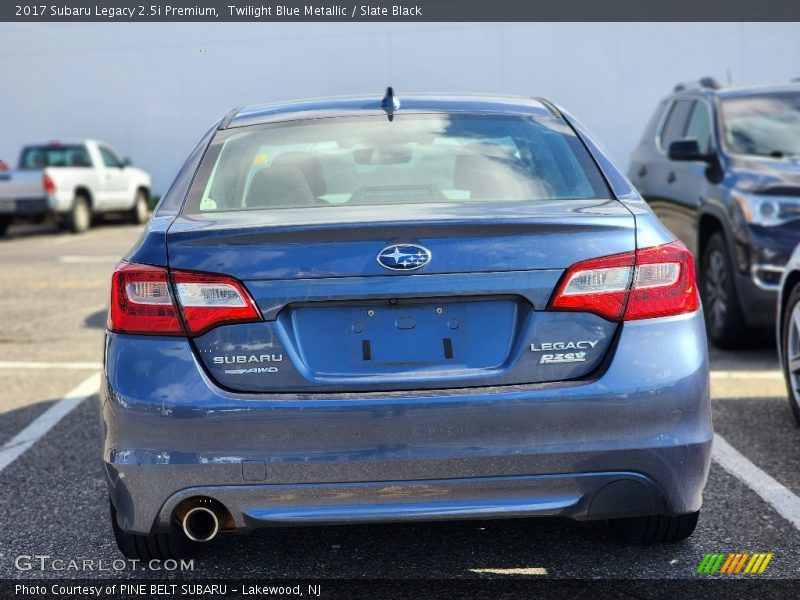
[377, 244, 432, 271]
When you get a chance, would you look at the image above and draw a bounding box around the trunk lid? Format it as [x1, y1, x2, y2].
[167, 199, 635, 392]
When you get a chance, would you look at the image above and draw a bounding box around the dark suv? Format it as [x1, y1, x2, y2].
[629, 79, 800, 347]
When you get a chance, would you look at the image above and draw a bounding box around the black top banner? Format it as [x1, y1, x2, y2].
[3, 0, 800, 22]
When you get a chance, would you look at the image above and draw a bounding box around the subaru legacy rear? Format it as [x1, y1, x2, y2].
[103, 91, 712, 559]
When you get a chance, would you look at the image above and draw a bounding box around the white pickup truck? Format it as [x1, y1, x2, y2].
[0, 140, 152, 235]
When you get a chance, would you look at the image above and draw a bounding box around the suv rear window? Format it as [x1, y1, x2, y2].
[19, 145, 91, 169]
[184, 114, 611, 214]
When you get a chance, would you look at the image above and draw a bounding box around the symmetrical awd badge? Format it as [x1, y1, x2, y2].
[377, 244, 432, 271]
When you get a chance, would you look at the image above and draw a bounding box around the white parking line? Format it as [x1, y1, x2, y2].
[713, 434, 800, 531]
[710, 370, 783, 380]
[58, 255, 120, 264]
[0, 372, 100, 473]
[0, 361, 103, 370]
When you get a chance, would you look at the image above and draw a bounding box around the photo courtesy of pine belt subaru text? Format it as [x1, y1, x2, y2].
[629, 78, 800, 348]
[102, 89, 712, 559]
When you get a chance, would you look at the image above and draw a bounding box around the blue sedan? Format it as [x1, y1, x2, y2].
[103, 90, 712, 559]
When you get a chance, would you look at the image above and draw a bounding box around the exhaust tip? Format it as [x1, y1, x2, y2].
[181, 506, 219, 542]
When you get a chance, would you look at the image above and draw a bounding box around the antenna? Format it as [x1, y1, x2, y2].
[380, 86, 400, 121]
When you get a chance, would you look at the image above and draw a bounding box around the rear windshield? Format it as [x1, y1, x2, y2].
[183, 114, 610, 215]
[19, 145, 92, 169]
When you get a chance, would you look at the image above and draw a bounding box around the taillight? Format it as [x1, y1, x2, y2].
[624, 242, 698, 320]
[550, 241, 698, 321]
[108, 263, 183, 335]
[171, 270, 261, 335]
[108, 262, 261, 336]
[43, 174, 56, 194]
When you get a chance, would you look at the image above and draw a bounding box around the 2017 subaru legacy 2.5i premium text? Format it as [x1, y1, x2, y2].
[103, 91, 712, 559]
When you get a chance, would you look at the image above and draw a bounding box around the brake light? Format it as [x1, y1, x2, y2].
[108, 263, 183, 335]
[108, 263, 261, 336]
[550, 241, 698, 321]
[43, 174, 56, 194]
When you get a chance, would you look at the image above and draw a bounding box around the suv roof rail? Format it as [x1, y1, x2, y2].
[673, 77, 720, 93]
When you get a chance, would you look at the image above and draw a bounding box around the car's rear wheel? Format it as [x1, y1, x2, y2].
[0, 216, 10, 236]
[701, 232, 748, 348]
[130, 189, 149, 224]
[110, 498, 197, 560]
[609, 511, 699, 544]
[66, 193, 91, 234]
[781, 284, 800, 424]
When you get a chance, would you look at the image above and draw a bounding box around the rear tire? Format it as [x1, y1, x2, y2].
[0, 216, 10, 236]
[110, 498, 197, 560]
[780, 284, 800, 425]
[66, 194, 91, 234]
[610, 511, 699, 544]
[701, 232, 749, 348]
[130, 189, 149, 224]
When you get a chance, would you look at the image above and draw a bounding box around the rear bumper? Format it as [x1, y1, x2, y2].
[0, 197, 49, 218]
[102, 310, 712, 535]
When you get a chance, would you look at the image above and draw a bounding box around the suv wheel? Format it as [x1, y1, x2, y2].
[110, 499, 197, 560]
[0, 216, 10, 236]
[609, 511, 699, 544]
[701, 232, 748, 348]
[130, 189, 149, 224]
[781, 284, 800, 424]
[67, 194, 91, 234]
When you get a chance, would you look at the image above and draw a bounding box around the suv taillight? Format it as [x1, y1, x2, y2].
[550, 241, 699, 321]
[108, 262, 261, 336]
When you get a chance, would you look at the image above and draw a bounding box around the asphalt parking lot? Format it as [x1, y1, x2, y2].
[0, 222, 798, 582]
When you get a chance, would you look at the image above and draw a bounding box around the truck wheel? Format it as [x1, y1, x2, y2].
[130, 189, 149, 225]
[110, 498, 197, 560]
[701, 232, 748, 348]
[609, 511, 699, 544]
[0, 217, 10, 236]
[67, 194, 91, 234]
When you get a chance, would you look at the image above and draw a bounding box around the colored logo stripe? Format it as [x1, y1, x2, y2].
[696, 553, 725, 574]
[697, 552, 773, 575]
[744, 553, 774, 574]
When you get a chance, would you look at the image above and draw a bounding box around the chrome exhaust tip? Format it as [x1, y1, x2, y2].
[181, 506, 220, 542]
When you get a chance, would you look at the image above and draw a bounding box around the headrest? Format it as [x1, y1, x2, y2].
[271, 151, 326, 197]
[245, 166, 316, 209]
